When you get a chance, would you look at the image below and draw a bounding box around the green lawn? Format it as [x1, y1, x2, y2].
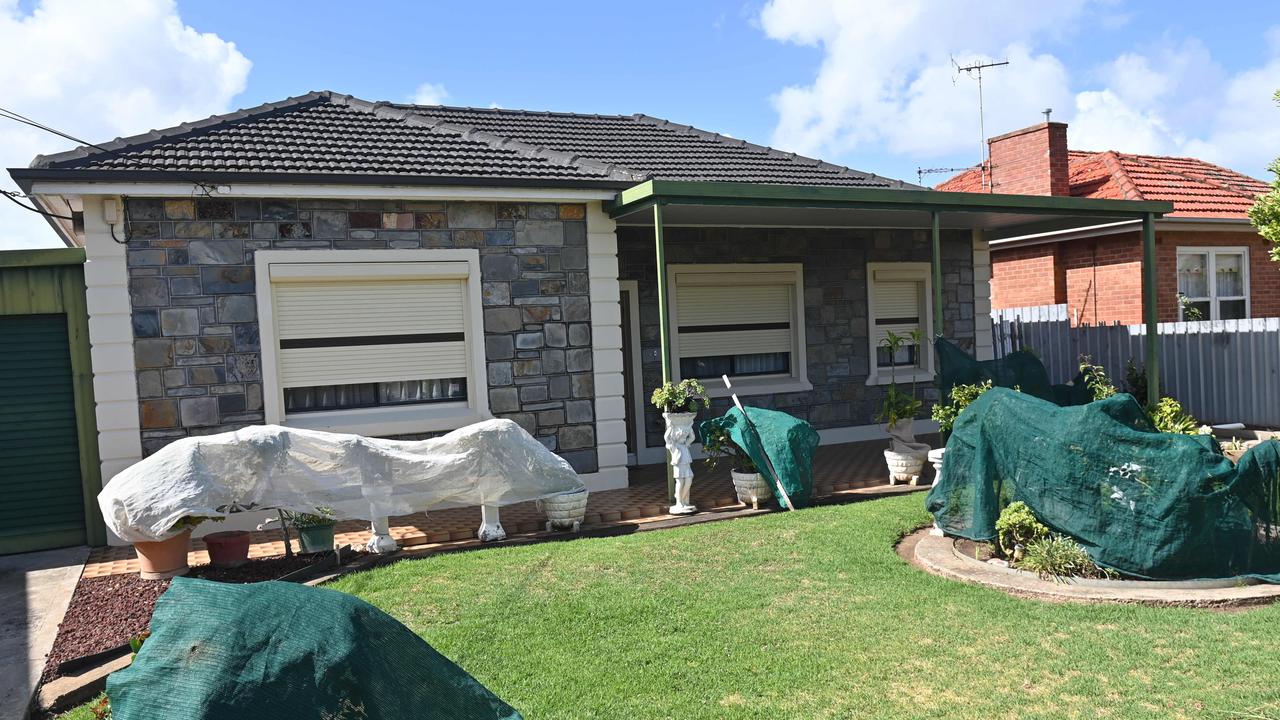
[64, 495, 1280, 719]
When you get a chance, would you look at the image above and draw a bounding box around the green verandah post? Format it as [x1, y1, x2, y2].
[1142, 212, 1160, 407]
[653, 202, 675, 503]
[930, 212, 944, 342]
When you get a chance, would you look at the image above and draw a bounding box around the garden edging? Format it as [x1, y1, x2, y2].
[908, 528, 1280, 608]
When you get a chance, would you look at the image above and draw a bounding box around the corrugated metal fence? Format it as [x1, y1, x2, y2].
[992, 303, 1280, 427]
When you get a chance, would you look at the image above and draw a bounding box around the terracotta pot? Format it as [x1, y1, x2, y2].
[297, 523, 336, 554]
[134, 528, 193, 580]
[203, 530, 251, 568]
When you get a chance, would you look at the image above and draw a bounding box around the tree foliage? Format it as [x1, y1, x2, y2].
[1248, 89, 1280, 262]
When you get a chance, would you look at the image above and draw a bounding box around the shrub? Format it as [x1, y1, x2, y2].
[931, 380, 994, 434]
[994, 501, 1048, 557]
[875, 329, 924, 428]
[650, 379, 709, 414]
[1148, 396, 1200, 435]
[1019, 535, 1111, 581]
[1078, 355, 1117, 401]
[700, 425, 758, 474]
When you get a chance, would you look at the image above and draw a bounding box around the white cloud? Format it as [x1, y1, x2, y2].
[760, 1, 1280, 181]
[410, 82, 449, 106]
[760, 0, 1091, 161]
[0, 0, 251, 249]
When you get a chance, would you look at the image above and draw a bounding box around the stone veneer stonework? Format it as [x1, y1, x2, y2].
[617, 226, 976, 449]
[123, 197, 598, 473]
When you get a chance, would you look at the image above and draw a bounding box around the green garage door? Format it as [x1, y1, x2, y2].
[0, 313, 87, 553]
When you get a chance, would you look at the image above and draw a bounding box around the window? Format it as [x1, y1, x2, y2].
[1176, 247, 1250, 321]
[255, 250, 489, 436]
[667, 264, 809, 397]
[867, 263, 934, 385]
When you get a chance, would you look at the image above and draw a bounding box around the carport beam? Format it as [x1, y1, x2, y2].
[653, 202, 675, 503]
[1141, 212, 1160, 407]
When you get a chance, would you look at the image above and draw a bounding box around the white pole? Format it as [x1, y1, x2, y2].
[722, 375, 795, 511]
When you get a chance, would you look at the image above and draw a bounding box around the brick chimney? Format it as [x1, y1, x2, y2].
[987, 122, 1069, 196]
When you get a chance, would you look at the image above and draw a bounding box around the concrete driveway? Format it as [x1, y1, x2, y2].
[0, 546, 87, 720]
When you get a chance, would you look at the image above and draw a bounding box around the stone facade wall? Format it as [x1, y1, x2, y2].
[618, 226, 976, 448]
[123, 197, 598, 473]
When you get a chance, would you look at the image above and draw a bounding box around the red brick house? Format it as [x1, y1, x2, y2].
[938, 122, 1275, 326]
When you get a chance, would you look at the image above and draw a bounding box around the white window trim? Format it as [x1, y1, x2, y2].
[866, 262, 935, 386]
[1175, 246, 1251, 321]
[254, 249, 490, 436]
[665, 262, 810, 398]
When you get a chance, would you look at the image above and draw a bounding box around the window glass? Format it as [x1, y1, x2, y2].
[1218, 299, 1247, 320]
[1177, 253, 1208, 298]
[876, 343, 918, 368]
[1215, 253, 1244, 297]
[284, 378, 466, 413]
[680, 352, 789, 380]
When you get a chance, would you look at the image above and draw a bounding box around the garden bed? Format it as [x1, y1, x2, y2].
[42, 551, 358, 686]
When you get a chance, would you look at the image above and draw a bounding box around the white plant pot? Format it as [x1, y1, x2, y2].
[537, 488, 590, 532]
[664, 411, 698, 515]
[731, 469, 773, 510]
[928, 447, 946, 487]
[884, 448, 928, 486]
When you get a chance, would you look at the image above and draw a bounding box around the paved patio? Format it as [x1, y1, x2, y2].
[83, 436, 935, 578]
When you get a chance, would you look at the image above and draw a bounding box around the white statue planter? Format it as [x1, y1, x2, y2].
[538, 488, 590, 532]
[664, 411, 698, 514]
[928, 448, 946, 486]
[731, 469, 773, 510]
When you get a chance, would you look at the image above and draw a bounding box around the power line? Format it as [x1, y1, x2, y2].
[1, 189, 74, 220]
[0, 105, 219, 194]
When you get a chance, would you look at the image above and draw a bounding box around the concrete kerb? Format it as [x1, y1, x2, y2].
[904, 527, 1280, 609]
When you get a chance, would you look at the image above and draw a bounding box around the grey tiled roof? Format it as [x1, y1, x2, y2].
[21, 91, 916, 189]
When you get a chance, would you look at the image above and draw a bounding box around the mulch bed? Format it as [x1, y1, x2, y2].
[41, 553, 341, 685]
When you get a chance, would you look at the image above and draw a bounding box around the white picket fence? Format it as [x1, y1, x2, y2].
[991, 303, 1280, 428]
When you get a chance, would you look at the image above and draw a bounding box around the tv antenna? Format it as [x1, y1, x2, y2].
[953, 56, 1009, 191]
[916, 165, 982, 186]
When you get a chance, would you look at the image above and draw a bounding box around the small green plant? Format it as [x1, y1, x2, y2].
[169, 515, 223, 532]
[282, 506, 336, 529]
[1176, 292, 1205, 321]
[90, 694, 112, 719]
[650, 379, 710, 414]
[875, 329, 924, 429]
[128, 630, 149, 659]
[931, 380, 994, 434]
[994, 501, 1049, 557]
[1147, 396, 1199, 435]
[700, 425, 758, 474]
[1019, 535, 1112, 581]
[1078, 355, 1117, 401]
[1124, 358, 1150, 402]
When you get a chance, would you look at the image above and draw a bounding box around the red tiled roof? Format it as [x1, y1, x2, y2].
[936, 150, 1268, 218]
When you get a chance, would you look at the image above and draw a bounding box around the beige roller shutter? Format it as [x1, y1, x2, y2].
[872, 280, 922, 344]
[270, 265, 469, 389]
[675, 281, 792, 358]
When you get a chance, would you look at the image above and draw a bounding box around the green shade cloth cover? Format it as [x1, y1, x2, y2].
[934, 338, 1092, 407]
[107, 577, 523, 720]
[927, 388, 1280, 580]
[698, 406, 818, 509]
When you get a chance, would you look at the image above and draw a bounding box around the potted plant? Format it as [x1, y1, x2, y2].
[929, 380, 994, 485]
[203, 530, 251, 568]
[651, 379, 710, 514]
[538, 488, 591, 532]
[134, 515, 219, 580]
[702, 424, 772, 509]
[875, 330, 929, 484]
[283, 507, 337, 554]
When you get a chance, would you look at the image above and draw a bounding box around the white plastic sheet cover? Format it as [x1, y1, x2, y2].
[100, 419, 585, 542]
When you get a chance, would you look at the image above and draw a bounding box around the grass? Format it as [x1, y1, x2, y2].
[64, 495, 1280, 719]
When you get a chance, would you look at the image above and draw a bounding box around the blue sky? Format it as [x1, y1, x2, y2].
[2, 0, 1279, 248]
